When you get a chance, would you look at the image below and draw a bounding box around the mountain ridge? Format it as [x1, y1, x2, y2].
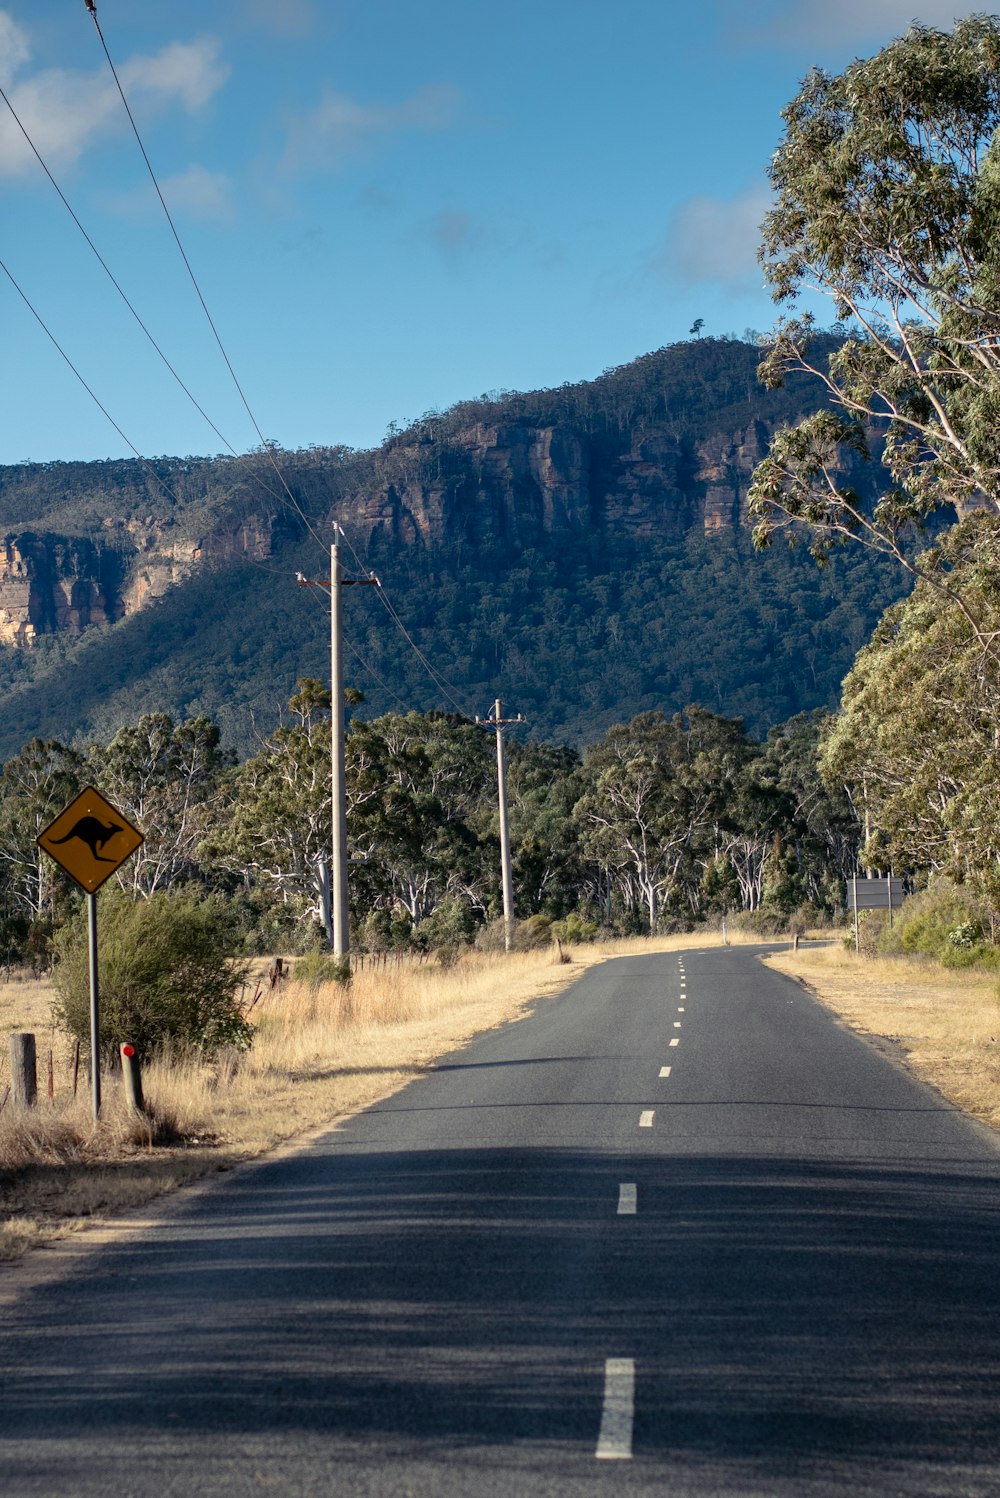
[0, 337, 908, 758]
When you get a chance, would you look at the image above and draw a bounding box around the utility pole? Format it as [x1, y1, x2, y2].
[297, 525, 378, 959]
[476, 699, 526, 952]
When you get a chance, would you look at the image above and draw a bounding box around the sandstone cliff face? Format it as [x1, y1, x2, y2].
[342, 415, 781, 549]
[0, 511, 280, 648]
[0, 534, 118, 647]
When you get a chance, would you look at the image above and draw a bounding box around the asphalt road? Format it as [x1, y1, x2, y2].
[2, 944, 1000, 1497]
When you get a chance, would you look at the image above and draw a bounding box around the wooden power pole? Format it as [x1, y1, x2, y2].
[297, 525, 378, 959]
[476, 700, 526, 952]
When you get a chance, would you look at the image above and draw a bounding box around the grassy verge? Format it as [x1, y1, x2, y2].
[765, 941, 1000, 1133]
[1, 932, 747, 1262]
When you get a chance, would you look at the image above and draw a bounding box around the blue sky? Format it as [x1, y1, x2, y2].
[0, 0, 979, 464]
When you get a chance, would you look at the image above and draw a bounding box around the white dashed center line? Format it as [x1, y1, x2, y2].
[639, 1110, 655, 1127]
[659, 1065, 671, 1077]
[669, 1038, 680, 1047]
[673, 1021, 682, 1029]
[678, 1006, 685, 1013]
[596, 1358, 635, 1460]
[617, 1182, 637, 1215]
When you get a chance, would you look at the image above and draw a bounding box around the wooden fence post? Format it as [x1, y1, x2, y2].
[120, 1043, 145, 1115]
[9, 1032, 37, 1108]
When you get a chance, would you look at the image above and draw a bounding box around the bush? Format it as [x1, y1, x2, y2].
[514, 914, 553, 950]
[413, 898, 477, 953]
[52, 889, 253, 1062]
[878, 880, 993, 963]
[293, 950, 352, 989]
[550, 912, 598, 944]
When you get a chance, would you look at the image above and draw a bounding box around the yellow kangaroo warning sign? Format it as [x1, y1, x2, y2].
[38, 786, 144, 893]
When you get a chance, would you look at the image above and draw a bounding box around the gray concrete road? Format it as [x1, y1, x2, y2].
[2, 944, 1000, 1496]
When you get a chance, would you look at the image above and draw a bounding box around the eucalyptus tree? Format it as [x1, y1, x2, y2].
[506, 741, 587, 918]
[92, 712, 230, 898]
[750, 16, 1000, 654]
[206, 680, 373, 944]
[821, 516, 1000, 901]
[0, 737, 83, 929]
[759, 711, 861, 908]
[575, 709, 756, 930]
[349, 710, 493, 931]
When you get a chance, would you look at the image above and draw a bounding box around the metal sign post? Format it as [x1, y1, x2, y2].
[37, 786, 144, 1120]
[846, 874, 905, 955]
[87, 892, 100, 1118]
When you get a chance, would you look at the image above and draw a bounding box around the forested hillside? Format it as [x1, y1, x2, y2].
[0, 337, 909, 759]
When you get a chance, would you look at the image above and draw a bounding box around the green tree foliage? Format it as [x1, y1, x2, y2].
[205, 680, 343, 944]
[0, 737, 83, 929]
[52, 888, 252, 1061]
[348, 711, 494, 928]
[750, 17, 1000, 649]
[821, 516, 1000, 901]
[90, 712, 230, 897]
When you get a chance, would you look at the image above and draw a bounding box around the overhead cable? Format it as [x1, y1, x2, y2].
[84, 2, 332, 558]
[0, 254, 186, 510]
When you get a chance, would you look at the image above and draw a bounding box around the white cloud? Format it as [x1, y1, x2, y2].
[0, 10, 30, 90]
[279, 83, 461, 174]
[119, 39, 229, 115]
[245, 0, 319, 36]
[654, 184, 772, 291]
[725, 0, 978, 50]
[162, 163, 234, 220]
[105, 163, 235, 222]
[0, 29, 228, 180]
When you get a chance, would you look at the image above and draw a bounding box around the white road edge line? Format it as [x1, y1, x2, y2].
[617, 1182, 637, 1214]
[639, 1110, 655, 1127]
[596, 1358, 635, 1460]
[659, 1065, 671, 1077]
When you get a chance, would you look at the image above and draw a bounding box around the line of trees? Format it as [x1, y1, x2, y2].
[0, 695, 860, 967]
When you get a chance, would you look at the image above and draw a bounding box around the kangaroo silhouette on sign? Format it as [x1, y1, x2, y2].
[50, 816, 124, 863]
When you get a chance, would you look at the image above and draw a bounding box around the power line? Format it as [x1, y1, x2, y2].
[84, 2, 333, 561]
[81, 3, 482, 723]
[0, 82, 236, 460]
[299, 583, 412, 713]
[0, 255, 187, 512]
[328, 518, 478, 716]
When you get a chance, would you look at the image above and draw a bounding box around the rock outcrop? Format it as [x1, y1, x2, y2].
[0, 534, 118, 647]
[0, 511, 281, 648]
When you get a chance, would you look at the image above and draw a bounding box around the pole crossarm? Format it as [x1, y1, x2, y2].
[475, 707, 527, 731]
[295, 572, 380, 589]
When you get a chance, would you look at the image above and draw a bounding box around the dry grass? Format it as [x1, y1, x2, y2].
[0, 930, 770, 1262]
[766, 941, 1000, 1133]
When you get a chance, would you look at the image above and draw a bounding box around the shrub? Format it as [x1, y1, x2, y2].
[293, 951, 352, 990]
[52, 889, 253, 1062]
[514, 914, 553, 950]
[879, 880, 992, 963]
[413, 898, 477, 953]
[550, 912, 598, 944]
